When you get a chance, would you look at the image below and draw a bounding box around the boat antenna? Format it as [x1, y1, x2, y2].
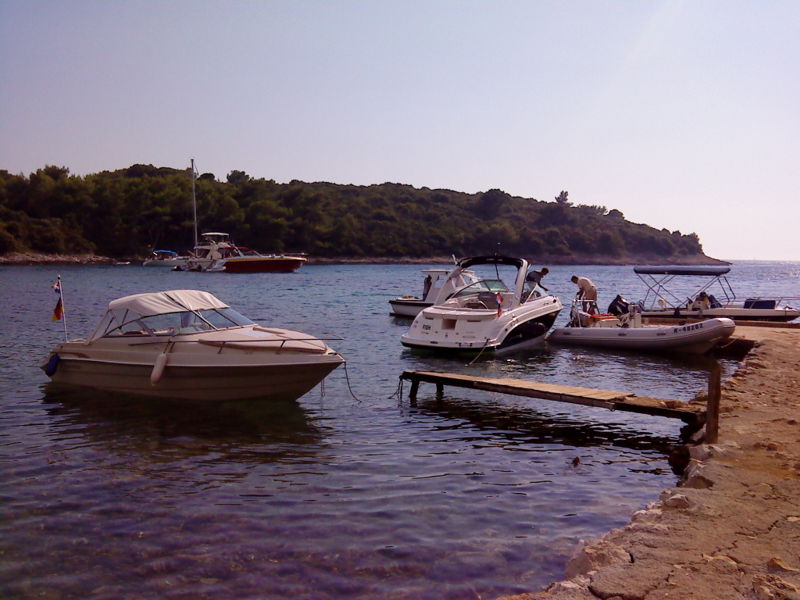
[191, 158, 198, 248]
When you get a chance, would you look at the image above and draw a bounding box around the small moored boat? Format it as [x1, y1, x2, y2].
[389, 266, 479, 317]
[142, 249, 189, 268]
[548, 295, 736, 354]
[41, 290, 344, 401]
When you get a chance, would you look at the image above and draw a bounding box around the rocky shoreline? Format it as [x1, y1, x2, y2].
[0, 252, 729, 266]
[499, 326, 800, 600]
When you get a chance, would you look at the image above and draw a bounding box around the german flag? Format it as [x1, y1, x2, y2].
[52, 296, 64, 321]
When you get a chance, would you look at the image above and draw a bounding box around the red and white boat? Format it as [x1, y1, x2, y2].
[180, 232, 307, 273]
[174, 161, 306, 274]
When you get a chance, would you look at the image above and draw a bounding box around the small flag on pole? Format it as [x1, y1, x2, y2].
[52, 278, 65, 321]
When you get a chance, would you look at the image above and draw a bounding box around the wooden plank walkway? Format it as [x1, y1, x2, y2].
[400, 370, 706, 426]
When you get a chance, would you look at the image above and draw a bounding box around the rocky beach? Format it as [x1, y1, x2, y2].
[500, 325, 800, 600]
[0, 252, 120, 265]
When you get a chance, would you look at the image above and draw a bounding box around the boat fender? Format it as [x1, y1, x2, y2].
[44, 353, 60, 376]
[150, 353, 168, 385]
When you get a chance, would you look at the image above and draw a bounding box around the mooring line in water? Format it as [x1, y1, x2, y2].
[342, 361, 363, 404]
[388, 377, 404, 401]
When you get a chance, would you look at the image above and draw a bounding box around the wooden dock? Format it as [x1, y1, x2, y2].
[400, 370, 710, 429]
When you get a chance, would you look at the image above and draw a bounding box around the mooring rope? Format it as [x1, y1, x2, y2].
[341, 361, 362, 404]
[388, 377, 404, 401]
[467, 338, 492, 366]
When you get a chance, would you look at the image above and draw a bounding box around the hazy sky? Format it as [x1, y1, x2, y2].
[1, 1, 797, 260]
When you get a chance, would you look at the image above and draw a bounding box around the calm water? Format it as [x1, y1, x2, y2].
[1, 261, 798, 599]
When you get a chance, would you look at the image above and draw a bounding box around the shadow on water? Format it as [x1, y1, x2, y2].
[408, 395, 679, 456]
[390, 315, 415, 327]
[40, 383, 325, 462]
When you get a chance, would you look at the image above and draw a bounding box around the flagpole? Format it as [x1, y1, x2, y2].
[57, 274, 68, 342]
[191, 158, 198, 248]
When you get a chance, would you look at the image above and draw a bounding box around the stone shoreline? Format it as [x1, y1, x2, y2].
[499, 326, 800, 600]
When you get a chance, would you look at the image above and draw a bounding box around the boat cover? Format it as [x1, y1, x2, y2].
[89, 290, 230, 341]
[108, 290, 229, 316]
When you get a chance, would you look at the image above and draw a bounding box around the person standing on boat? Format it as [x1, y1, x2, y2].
[571, 275, 598, 314]
[526, 267, 549, 291]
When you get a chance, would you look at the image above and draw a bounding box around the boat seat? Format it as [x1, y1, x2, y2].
[464, 300, 488, 309]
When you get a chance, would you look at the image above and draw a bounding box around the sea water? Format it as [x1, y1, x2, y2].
[1, 261, 797, 599]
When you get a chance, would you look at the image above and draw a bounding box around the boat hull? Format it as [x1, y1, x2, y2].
[401, 299, 562, 355]
[143, 259, 188, 268]
[389, 298, 431, 318]
[223, 256, 306, 273]
[548, 317, 736, 354]
[45, 355, 343, 401]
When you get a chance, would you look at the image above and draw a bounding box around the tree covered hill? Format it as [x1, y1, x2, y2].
[0, 164, 716, 263]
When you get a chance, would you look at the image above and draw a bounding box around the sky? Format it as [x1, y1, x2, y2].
[1, 1, 798, 261]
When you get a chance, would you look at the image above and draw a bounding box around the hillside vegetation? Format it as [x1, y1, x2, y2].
[0, 165, 713, 263]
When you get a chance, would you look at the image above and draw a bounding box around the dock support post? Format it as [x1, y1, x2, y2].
[409, 379, 420, 406]
[436, 383, 443, 401]
[705, 362, 721, 443]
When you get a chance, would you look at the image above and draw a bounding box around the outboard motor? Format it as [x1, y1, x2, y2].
[607, 294, 631, 316]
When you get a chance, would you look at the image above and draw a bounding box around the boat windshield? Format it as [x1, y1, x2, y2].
[102, 308, 254, 337]
[452, 280, 509, 298]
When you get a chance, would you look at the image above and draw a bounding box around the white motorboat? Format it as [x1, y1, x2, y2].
[548, 295, 736, 354]
[635, 266, 800, 322]
[142, 249, 189, 269]
[41, 290, 344, 401]
[389, 266, 479, 317]
[401, 255, 563, 354]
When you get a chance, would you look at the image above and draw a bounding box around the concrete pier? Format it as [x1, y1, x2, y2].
[497, 326, 800, 600]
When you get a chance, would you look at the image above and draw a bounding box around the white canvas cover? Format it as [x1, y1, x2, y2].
[90, 290, 229, 340]
[108, 290, 228, 316]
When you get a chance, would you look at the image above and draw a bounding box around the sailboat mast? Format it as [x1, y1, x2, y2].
[191, 158, 198, 248]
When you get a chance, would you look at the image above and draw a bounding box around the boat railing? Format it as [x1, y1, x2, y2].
[737, 295, 800, 305]
[636, 270, 736, 309]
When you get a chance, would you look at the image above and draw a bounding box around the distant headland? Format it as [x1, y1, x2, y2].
[0, 164, 724, 266]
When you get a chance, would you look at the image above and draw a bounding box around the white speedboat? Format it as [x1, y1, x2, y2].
[635, 266, 800, 322]
[142, 249, 188, 269]
[41, 290, 344, 401]
[401, 256, 562, 354]
[389, 266, 479, 317]
[548, 295, 736, 354]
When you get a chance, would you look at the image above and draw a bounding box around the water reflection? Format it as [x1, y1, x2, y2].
[41, 383, 324, 463]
